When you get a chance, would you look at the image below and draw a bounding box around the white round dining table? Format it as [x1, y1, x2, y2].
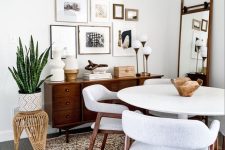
[117, 84, 225, 119]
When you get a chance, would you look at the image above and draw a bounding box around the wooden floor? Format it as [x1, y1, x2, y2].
[0, 127, 92, 150]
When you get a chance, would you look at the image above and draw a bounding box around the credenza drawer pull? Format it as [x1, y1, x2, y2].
[65, 115, 70, 119]
[65, 89, 70, 92]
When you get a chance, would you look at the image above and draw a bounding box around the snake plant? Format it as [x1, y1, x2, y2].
[8, 36, 52, 94]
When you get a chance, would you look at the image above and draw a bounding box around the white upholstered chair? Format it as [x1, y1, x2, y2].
[82, 84, 128, 150]
[122, 110, 220, 150]
[210, 116, 225, 149]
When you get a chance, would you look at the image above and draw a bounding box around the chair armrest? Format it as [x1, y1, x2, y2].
[209, 120, 220, 143]
[86, 100, 129, 114]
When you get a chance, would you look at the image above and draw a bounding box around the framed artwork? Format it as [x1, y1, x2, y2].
[125, 9, 139, 21]
[201, 19, 208, 32]
[113, 22, 137, 57]
[113, 4, 124, 20]
[50, 25, 77, 59]
[78, 26, 111, 55]
[91, 0, 110, 22]
[55, 0, 88, 23]
[192, 19, 201, 31]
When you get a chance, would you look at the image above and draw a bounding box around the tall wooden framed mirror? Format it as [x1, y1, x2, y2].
[178, 0, 213, 86]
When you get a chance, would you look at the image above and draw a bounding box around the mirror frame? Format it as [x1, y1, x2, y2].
[177, 0, 213, 86]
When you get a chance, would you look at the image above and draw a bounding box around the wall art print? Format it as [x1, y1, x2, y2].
[113, 22, 137, 57]
[91, 0, 110, 23]
[56, 0, 88, 23]
[78, 26, 111, 54]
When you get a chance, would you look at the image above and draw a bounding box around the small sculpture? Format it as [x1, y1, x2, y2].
[171, 77, 203, 97]
[85, 60, 108, 71]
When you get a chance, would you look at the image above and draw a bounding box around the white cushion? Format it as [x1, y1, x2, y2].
[91, 117, 122, 131]
[130, 141, 208, 150]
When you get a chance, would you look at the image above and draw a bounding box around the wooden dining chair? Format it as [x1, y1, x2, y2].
[122, 110, 220, 150]
[82, 84, 128, 150]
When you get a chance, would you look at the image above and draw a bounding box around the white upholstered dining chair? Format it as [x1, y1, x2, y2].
[82, 84, 128, 150]
[122, 110, 220, 150]
[210, 116, 225, 149]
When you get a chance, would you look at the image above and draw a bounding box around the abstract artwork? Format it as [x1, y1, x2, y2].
[56, 0, 88, 23]
[113, 22, 137, 57]
[91, 0, 110, 22]
[121, 30, 132, 49]
[86, 32, 104, 48]
[79, 26, 111, 54]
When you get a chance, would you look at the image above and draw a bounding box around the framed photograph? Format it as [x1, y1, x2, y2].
[56, 0, 88, 23]
[50, 25, 77, 59]
[192, 19, 201, 31]
[113, 4, 124, 20]
[78, 26, 111, 55]
[201, 19, 208, 32]
[125, 9, 139, 21]
[91, 0, 110, 22]
[113, 22, 137, 57]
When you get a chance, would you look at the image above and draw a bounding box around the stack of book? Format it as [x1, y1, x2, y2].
[83, 73, 112, 80]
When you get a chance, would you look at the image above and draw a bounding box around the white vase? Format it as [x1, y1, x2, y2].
[18, 92, 42, 112]
[49, 50, 65, 81]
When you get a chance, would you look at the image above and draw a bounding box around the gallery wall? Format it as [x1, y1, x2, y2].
[0, 0, 180, 141]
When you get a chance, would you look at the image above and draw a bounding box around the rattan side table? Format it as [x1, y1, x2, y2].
[13, 110, 48, 150]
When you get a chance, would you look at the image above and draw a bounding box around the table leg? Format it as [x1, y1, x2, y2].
[178, 114, 188, 119]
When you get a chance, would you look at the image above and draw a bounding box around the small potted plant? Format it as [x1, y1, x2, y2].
[8, 36, 52, 112]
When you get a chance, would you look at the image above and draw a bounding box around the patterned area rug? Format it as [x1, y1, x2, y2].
[46, 132, 124, 150]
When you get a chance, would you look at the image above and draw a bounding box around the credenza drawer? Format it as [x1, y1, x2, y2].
[53, 84, 80, 97]
[53, 96, 81, 111]
[54, 109, 81, 125]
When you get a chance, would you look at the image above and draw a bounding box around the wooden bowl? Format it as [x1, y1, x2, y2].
[171, 78, 203, 97]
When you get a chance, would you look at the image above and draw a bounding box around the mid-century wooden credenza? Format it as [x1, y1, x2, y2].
[44, 75, 163, 142]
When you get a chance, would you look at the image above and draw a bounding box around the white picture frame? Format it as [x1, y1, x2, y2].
[91, 0, 110, 23]
[50, 25, 77, 58]
[78, 26, 111, 55]
[56, 0, 88, 23]
[113, 22, 137, 57]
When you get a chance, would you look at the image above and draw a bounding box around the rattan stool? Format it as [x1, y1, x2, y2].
[13, 110, 48, 150]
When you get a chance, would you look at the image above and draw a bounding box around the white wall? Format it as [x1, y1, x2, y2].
[0, 0, 179, 142]
[209, 0, 225, 88]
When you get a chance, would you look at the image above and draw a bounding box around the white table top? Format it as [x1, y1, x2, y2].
[118, 84, 225, 116]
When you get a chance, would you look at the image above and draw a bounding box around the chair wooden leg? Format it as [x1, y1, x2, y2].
[222, 136, 225, 150]
[124, 135, 131, 150]
[89, 113, 102, 150]
[101, 133, 108, 150]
